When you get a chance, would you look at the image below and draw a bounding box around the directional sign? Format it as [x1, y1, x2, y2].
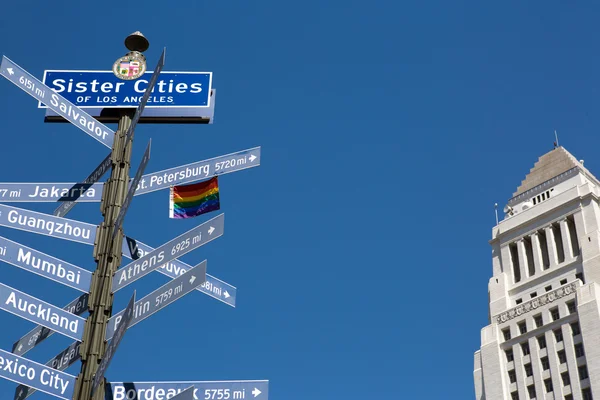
[170, 386, 195, 400]
[40, 70, 212, 108]
[124, 48, 166, 145]
[44, 88, 216, 125]
[106, 380, 269, 400]
[0, 183, 102, 203]
[106, 262, 205, 340]
[54, 152, 112, 217]
[0, 347, 75, 399]
[0, 282, 85, 341]
[135, 147, 261, 195]
[124, 237, 237, 307]
[14, 341, 81, 400]
[12, 293, 88, 356]
[91, 291, 135, 396]
[0, 56, 115, 149]
[112, 213, 224, 292]
[113, 140, 151, 239]
[0, 203, 95, 245]
[0, 235, 92, 292]
[0, 147, 261, 203]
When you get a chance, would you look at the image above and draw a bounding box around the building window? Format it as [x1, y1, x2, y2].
[525, 363, 533, 377]
[511, 392, 519, 400]
[550, 307, 560, 321]
[552, 222, 565, 263]
[558, 350, 567, 364]
[562, 371, 571, 386]
[575, 343, 585, 358]
[510, 243, 522, 283]
[509, 369, 517, 383]
[554, 329, 563, 343]
[538, 229, 550, 269]
[503, 328, 511, 341]
[560, 278, 567, 285]
[516, 298, 523, 305]
[531, 291, 537, 298]
[534, 314, 543, 328]
[528, 384, 536, 399]
[571, 322, 581, 336]
[522, 342, 530, 356]
[579, 365, 589, 380]
[582, 388, 593, 400]
[538, 335, 546, 349]
[506, 349, 514, 362]
[541, 356, 550, 370]
[576, 272, 585, 284]
[519, 322, 527, 335]
[567, 215, 580, 257]
[544, 378, 553, 393]
[567, 300, 576, 314]
[524, 237, 535, 277]
[565, 395, 573, 400]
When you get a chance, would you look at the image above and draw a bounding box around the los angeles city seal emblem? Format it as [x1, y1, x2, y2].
[113, 52, 146, 80]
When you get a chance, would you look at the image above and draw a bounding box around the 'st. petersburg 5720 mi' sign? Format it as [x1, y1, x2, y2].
[38, 70, 212, 109]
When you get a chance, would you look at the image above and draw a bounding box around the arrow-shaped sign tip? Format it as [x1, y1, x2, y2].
[7, 67, 14, 75]
[249, 154, 257, 162]
[208, 226, 215, 235]
[252, 388, 261, 398]
[224, 291, 230, 299]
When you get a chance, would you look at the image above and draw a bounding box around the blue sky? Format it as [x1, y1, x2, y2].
[1, 1, 600, 399]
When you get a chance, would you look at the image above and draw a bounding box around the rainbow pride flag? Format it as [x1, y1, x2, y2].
[169, 177, 220, 219]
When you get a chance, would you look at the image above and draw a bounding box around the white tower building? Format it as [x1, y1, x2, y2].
[474, 146, 600, 400]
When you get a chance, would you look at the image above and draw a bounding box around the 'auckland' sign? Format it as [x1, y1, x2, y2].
[39, 71, 212, 109]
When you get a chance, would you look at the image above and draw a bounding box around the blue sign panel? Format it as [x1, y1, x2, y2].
[135, 147, 261, 195]
[0, 235, 92, 292]
[40, 70, 212, 109]
[170, 386, 195, 400]
[107, 380, 269, 400]
[0, 183, 102, 203]
[0, 147, 260, 204]
[0, 203, 95, 245]
[54, 152, 112, 217]
[123, 237, 237, 307]
[14, 341, 81, 400]
[0, 348, 75, 399]
[112, 213, 223, 292]
[0, 282, 85, 341]
[0, 56, 115, 149]
[12, 294, 88, 357]
[106, 262, 206, 340]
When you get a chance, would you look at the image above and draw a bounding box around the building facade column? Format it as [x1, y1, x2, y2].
[531, 232, 544, 273]
[545, 226, 559, 267]
[517, 239, 531, 279]
[560, 219, 574, 260]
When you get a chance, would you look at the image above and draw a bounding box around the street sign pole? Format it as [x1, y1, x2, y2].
[72, 105, 135, 400]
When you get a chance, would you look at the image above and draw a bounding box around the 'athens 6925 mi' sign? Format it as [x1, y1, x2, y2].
[38, 70, 212, 109]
